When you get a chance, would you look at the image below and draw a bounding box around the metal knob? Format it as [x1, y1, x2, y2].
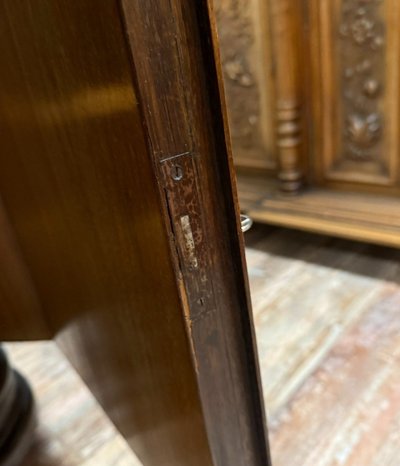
[240, 214, 253, 233]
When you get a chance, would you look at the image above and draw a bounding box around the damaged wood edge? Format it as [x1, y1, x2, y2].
[157, 155, 209, 377]
[161, 186, 185, 281]
[158, 158, 217, 372]
[158, 150, 218, 324]
[160, 185, 199, 371]
[180, 214, 199, 269]
[177, 274, 199, 374]
[119, 0, 271, 464]
[202, 1, 273, 463]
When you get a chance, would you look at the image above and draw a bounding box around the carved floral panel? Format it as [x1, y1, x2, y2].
[214, 0, 276, 170]
[339, 0, 386, 162]
[310, 0, 400, 187]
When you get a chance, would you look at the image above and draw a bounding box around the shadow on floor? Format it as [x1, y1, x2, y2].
[20, 431, 67, 466]
[244, 223, 400, 284]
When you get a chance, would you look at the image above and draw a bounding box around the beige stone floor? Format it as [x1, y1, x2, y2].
[5, 225, 400, 465]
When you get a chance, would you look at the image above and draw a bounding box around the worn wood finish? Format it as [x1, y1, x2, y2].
[0, 1, 269, 465]
[0, 1, 213, 464]
[121, 1, 270, 464]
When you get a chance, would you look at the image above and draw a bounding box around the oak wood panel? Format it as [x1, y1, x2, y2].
[217, 0, 400, 247]
[0, 199, 49, 341]
[224, 0, 400, 191]
[214, 0, 277, 173]
[306, 0, 400, 190]
[238, 174, 400, 248]
[0, 1, 215, 465]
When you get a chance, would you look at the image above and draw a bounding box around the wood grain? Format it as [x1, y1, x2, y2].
[0, 199, 49, 341]
[238, 174, 400, 248]
[0, 1, 214, 464]
[0, 1, 269, 465]
[269, 0, 304, 193]
[308, 0, 400, 189]
[213, 0, 277, 173]
[121, 1, 270, 464]
[219, 0, 400, 245]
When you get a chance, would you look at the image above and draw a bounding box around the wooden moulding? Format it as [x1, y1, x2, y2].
[269, 0, 304, 194]
[120, 1, 271, 464]
[238, 173, 400, 248]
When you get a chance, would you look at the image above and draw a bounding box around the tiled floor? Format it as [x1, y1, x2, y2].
[6, 225, 400, 465]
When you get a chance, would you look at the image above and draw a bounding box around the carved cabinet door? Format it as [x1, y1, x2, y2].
[216, 0, 400, 247]
[307, 0, 400, 193]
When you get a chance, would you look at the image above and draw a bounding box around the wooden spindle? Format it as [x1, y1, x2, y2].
[270, 0, 304, 193]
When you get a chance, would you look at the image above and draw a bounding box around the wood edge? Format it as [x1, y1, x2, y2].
[204, 2, 272, 464]
[247, 208, 400, 248]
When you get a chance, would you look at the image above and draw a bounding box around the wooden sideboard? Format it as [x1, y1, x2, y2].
[215, 0, 400, 247]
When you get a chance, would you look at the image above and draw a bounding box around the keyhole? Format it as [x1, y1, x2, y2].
[171, 164, 183, 181]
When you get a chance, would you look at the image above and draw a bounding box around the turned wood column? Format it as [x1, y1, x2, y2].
[270, 0, 304, 193]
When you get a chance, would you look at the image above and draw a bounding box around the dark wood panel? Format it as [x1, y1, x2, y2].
[0, 199, 49, 341]
[121, 1, 271, 464]
[0, 1, 214, 465]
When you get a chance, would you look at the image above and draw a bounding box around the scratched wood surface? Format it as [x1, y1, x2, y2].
[5, 225, 400, 465]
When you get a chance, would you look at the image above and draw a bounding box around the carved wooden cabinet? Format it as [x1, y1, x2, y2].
[215, 0, 400, 247]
